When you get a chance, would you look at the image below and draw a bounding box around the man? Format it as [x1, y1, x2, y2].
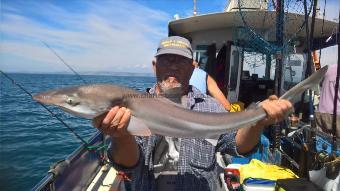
[190, 60, 232, 111]
[315, 64, 340, 138]
[93, 36, 292, 191]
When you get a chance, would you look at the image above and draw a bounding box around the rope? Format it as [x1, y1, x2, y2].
[87, 143, 109, 151]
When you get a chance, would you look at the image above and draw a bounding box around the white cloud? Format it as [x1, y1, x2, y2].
[0, 0, 170, 73]
[1, 0, 337, 74]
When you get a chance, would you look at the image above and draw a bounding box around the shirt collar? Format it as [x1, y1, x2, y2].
[148, 84, 204, 97]
[147, 84, 206, 109]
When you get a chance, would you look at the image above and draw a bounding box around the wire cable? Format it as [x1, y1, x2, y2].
[0, 70, 89, 145]
[41, 41, 88, 84]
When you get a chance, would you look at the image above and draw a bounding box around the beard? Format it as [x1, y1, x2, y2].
[158, 76, 183, 92]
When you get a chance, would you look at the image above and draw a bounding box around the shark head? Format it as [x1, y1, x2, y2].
[33, 85, 124, 119]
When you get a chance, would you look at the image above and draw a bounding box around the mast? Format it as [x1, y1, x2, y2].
[273, 0, 284, 151]
[332, 11, 339, 156]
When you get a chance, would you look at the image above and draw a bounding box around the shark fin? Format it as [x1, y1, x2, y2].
[127, 116, 152, 136]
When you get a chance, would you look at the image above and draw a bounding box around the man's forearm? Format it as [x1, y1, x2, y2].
[235, 123, 263, 154]
[110, 135, 140, 167]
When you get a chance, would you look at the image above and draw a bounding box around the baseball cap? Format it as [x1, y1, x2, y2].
[155, 36, 193, 59]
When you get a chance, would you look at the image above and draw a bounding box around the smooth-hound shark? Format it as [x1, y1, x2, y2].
[33, 66, 328, 144]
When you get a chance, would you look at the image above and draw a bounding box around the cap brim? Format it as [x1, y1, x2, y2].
[155, 49, 192, 59]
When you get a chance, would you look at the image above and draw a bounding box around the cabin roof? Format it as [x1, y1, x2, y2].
[169, 11, 337, 39]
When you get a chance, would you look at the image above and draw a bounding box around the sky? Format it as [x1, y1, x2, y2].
[0, 0, 338, 74]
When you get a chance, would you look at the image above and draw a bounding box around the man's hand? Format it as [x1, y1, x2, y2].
[93, 106, 139, 167]
[92, 106, 132, 137]
[235, 95, 293, 154]
[258, 95, 293, 126]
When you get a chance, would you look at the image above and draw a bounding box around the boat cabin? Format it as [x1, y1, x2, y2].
[168, 7, 337, 107]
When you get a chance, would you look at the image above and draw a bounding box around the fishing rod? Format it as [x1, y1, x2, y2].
[318, 0, 327, 63]
[41, 40, 88, 84]
[0, 70, 89, 146]
[308, 0, 318, 159]
[41, 41, 109, 151]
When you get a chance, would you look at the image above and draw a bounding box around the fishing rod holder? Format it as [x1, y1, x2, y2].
[48, 159, 71, 178]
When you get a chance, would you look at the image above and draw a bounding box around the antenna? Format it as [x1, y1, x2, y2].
[193, 0, 197, 16]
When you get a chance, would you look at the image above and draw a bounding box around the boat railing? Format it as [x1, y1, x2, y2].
[32, 131, 106, 191]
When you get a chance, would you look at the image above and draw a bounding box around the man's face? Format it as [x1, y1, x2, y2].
[155, 54, 194, 94]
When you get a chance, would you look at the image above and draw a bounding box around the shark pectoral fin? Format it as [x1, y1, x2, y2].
[163, 87, 182, 96]
[162, 87, 183, 104]
[127, 116, 152, 136]
[205, 138, 219, 146]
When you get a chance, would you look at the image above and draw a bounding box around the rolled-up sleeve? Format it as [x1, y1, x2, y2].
[216, 131, 260, 157]
[216, 131, 238, 156]
[108, 140, 144, 172]
[107, 136, 156, 191]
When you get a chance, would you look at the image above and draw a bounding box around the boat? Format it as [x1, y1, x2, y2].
[33, 0, 339, 190]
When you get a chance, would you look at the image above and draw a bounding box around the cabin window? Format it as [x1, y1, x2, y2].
[283, 53, 306, 90]
[241, 51, 271, 80]
[229, 50, 239, 90]
[194, 45, 209, 70]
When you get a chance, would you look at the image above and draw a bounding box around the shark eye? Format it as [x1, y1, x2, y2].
[66, 98, 73, 105]
[66, 97, 79, 106]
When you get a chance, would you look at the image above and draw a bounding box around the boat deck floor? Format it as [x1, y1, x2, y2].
[87, 164, 122, 191]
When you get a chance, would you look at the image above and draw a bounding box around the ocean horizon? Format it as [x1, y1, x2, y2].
[2, 71, 155, 77]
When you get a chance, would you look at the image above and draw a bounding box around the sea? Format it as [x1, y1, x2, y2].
[0, 73, 156, 191]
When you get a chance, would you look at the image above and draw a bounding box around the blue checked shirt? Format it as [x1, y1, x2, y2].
[109, 85, 246, 191]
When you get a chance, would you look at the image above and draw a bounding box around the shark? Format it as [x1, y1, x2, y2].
[33, 66, 328, 143]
